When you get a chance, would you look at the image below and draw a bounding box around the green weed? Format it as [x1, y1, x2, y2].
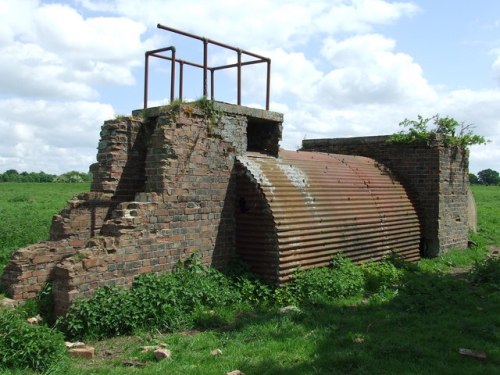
[0, 308, 66, 373]
[1, 182, 499, 374]
[57, 254, 271, 341]
[469, 256, 500, 286]
[361, 260, 404, 293]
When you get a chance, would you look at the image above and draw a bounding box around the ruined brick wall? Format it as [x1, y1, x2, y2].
[1, 116, 147, 301]
[1, 101, 283, 315]
[302, 135, 470, 256]
[90, 117, 148, 200]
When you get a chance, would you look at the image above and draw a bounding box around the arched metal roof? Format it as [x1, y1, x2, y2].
[235, 150, 421, 283]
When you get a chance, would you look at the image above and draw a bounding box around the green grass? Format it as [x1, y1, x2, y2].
[471, 185, 500, 247]
[0, 184, 499, 374]
[42, 273, 500, 375]
[0, 183, 89, 273]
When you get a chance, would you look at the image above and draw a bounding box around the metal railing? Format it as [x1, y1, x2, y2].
[144, 24, 271, 110]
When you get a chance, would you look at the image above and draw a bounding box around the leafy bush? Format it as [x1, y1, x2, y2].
[57, 286, 137, 340]
[361, 260, 404, 293]
[329, 254, 366, 297]
[388, 114, 487, 148]
[383, 251, 419, 272]
[278, 255, 365, 305]
[58, 254, 271, 340]
[469, 256, 500, 285]
[0, 309, 66, 372]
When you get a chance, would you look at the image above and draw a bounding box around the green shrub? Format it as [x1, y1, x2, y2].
[469, 256, 500, 286]
[388, 114, 487, 147]
[0, 309, 66, 372]
[329, 254, 365, 297]
[361, 261, 404, 293]
[58, 254, 272, 340]
[278, 255, 365, 305]
[291, 267, 337, 304]
[57, 286, 137, 340]
[384, 251, 419, 272]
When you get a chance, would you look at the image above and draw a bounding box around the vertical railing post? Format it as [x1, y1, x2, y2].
[144, 52, 149, 109]
[237, 49, 242, 106]
[170, 48, 176, 103]
[203, 39, 208, 97]
[266, 59, 271, 110]
[151, 25, 272, 110]
[210, 69, 215, 100]
[179, 61, 184, 100]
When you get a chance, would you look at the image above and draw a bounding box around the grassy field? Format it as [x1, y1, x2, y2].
[0, 183, 89, 272]
[0, 184, 498, 374]
[471, 185, 500, 247]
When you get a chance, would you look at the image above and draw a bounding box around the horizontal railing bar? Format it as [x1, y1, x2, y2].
[146, 46, 176, 56]
[157, 23, 269, 60]
[212, 59, 267, 71]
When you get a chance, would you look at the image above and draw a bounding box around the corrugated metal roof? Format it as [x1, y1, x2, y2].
[235, 150, 421, 283]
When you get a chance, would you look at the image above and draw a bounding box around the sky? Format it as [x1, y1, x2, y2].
[0, 0, 499, 175]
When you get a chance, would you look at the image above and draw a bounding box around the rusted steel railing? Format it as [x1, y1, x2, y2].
[144, 24, 271, 110]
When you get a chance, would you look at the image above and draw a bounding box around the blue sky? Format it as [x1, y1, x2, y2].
[0, 0, 499, 174]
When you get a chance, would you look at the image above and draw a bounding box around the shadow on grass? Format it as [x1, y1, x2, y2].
[231, 272, 500, 375]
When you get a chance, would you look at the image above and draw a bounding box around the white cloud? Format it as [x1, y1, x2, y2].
[269, 49, 323, 99]
[0, 0, 38, 43]
[315, 0, 419, 35]
[0, 99, 114, 174]
[0, 42, 98, 99]
[34, 3, 147, 62]
[1, 0, 498, 177]
[317, 34, 437, 106]
[0, 0, 153, 101]
[77, 0, 418, 49]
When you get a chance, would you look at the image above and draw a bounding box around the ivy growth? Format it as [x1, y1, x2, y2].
[195, 96, 223, 137]
[388, 114, 488, 148]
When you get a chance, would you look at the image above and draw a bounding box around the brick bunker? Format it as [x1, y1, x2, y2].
[1, 101, 472, 315]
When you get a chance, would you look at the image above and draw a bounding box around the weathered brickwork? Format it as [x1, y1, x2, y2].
[90, 117, 148, 200]
[302, 135, 470, 256]
[2, 103, 470, 314]
[50, 192, 115, 241]
[1, 102, 283, 314]
[1, 240, 81, 300]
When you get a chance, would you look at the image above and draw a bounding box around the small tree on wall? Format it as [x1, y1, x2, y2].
[388, 114, 488, 148]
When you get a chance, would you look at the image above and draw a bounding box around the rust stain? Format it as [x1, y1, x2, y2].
[236, 150, 421, 283]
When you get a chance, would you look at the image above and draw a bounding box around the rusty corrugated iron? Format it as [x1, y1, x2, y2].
[235, 150, 421, 283]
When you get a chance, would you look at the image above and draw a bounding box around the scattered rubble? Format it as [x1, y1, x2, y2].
[68, 346, 95, 359]
[65, 341, 86, 349]
[154, 348, 172, 361]
[210, 348, 223, 356]
[459, 348, 487, 360]
[0, 297, 20, 309]
[279, 305, 301, 314]
[26, 315, 42, 324]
